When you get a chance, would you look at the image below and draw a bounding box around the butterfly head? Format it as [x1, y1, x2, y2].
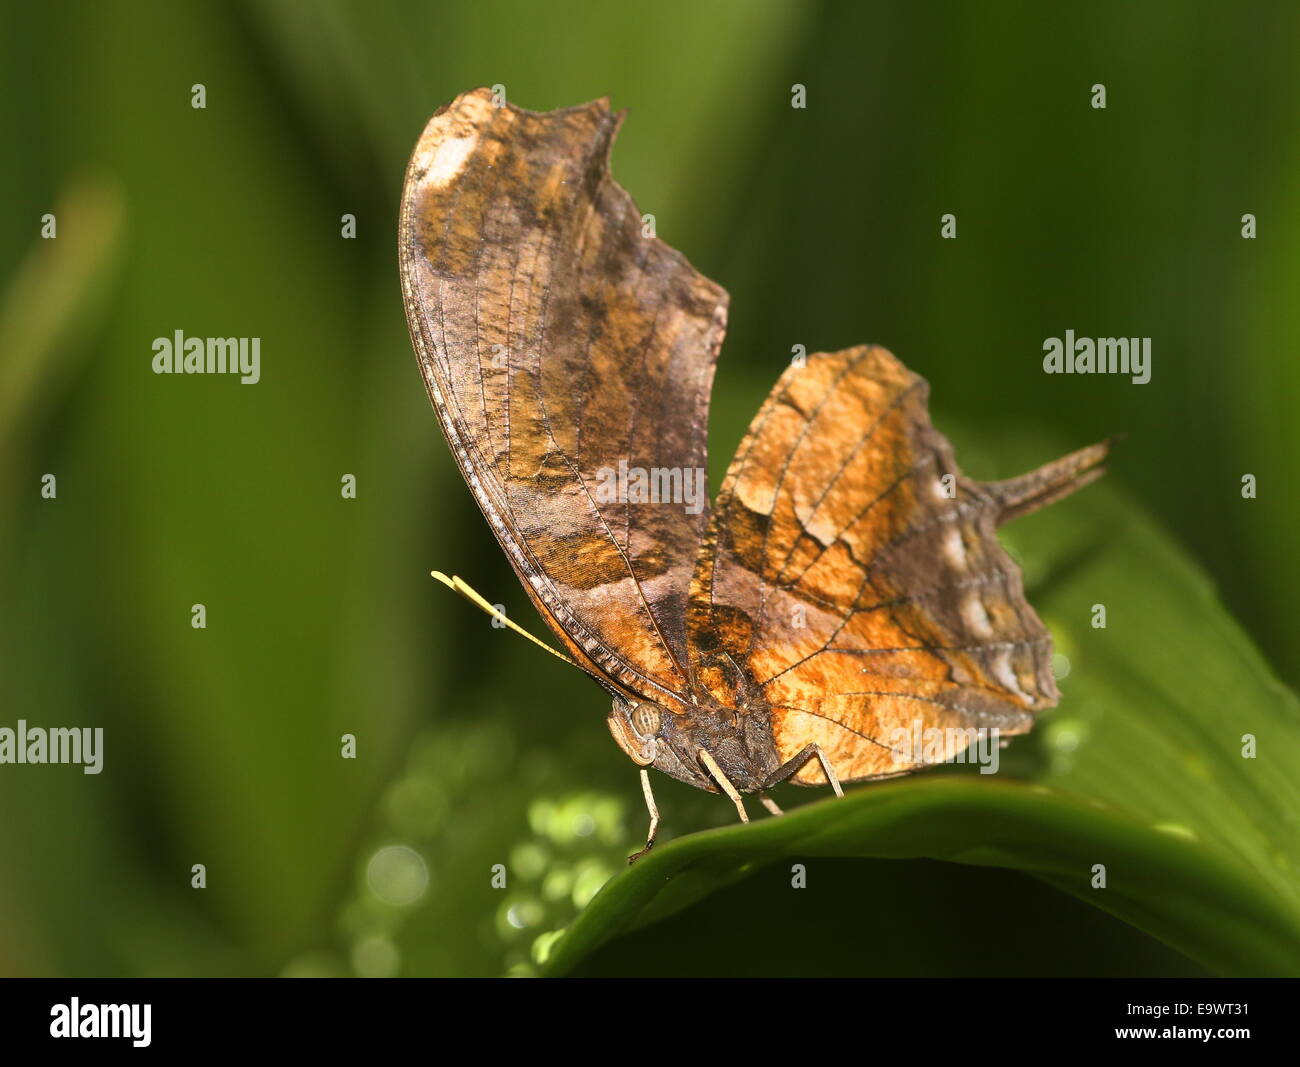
[606, 697, 664, 768]
[608, 692, 779, 793]
[607, 695, 708, 788]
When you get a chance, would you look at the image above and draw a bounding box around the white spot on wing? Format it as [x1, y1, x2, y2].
[943, 527, 967, 568]
[421, 130, 480, 190]
[992, 648, 1032, 702]
[962, 594, 993, 638]
[413, 92, 495, 192]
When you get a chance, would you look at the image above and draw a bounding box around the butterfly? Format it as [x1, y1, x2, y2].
[399, 88, 1110, 861]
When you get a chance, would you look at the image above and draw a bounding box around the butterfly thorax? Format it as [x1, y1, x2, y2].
[608, 686, 781, 795]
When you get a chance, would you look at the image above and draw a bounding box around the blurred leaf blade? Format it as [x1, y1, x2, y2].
[0, 174, 124, 453]
[544, 779, 1300, 978]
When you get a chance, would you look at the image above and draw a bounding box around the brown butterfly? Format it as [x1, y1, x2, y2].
[399, 88, 1110, 861]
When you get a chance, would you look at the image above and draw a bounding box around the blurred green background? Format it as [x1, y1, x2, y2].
[1, 0, 1296, 977]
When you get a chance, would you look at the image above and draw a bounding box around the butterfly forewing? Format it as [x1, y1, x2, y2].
[400, 88, 727, 704]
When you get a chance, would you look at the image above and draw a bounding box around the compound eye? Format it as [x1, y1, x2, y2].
[630, 702, 662, 738]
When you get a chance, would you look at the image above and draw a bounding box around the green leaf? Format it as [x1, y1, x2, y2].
[542, 453, 1300, 977]
[543, 779, 1300, 977]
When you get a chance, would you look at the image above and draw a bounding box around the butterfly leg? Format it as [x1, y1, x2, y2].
[816, 746, 845, 797]
[697, 748, 749, 824]
[762, 743, 845, 798]
[626, 768, 660, 864]
[759, 794, 785, 817]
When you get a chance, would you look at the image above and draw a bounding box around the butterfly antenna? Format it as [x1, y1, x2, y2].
[430, 571, 579, 668]
[986, 436, 1118, 525]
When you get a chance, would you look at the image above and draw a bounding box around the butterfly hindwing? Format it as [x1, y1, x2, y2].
[688, 346, 1104, 784]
